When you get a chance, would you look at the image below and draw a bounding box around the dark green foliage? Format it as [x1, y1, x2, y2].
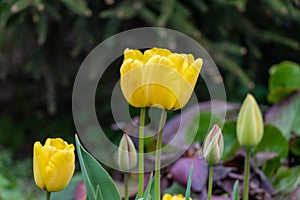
[1, 0, 300, 190]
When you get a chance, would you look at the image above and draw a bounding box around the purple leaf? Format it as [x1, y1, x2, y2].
[170, 157, 208, 192]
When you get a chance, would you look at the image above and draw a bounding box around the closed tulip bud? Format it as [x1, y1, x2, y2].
[118, 134, 137, 171]
[203, 125, 224, 166]
[33, 138, 75, 192]
[237, 94, 264, 147]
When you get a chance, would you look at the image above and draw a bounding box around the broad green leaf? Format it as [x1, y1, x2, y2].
[75, 135, 121, 200]
[290, 138, 300, 156]
[186, 112, 223, 143]
[95, 185, 103, 200]
[221, 121, 240, 161]
[185, 165, 193, 200]
[262, 157, 281, 179]
[268, 61, 300, 103]
[273, 166, 300, 195]
[253, 125, 288, 159]
[231, 180, 239, 200]
[265, 91, 300, 138]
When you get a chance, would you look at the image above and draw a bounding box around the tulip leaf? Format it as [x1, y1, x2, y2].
[95, 185, 103, 200]
[143, 172, 154, 199]
[231, 180, 239, 200]
[75, 135, 121, 200]
[185, 165, 193, 200]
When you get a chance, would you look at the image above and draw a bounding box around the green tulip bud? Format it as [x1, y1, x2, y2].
[203, 125, 224, 166]
[237, 94, 264, 147]
[118, 134, 137, 171]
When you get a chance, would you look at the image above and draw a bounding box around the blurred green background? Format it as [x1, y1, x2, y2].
[0, 0, 300, 199]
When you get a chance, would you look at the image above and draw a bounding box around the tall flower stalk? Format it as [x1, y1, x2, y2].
[203, 125, 224, 200]
[120, 47, 203, 200]
[154, 110, 167, 200]
[236, 94, 264, 200]
[138, 107, 146, 197]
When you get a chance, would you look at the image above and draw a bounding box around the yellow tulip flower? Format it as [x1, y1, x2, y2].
[33, 138, 75, 192]
[162, 193, 192, 200]
[120, 47, 203, 110]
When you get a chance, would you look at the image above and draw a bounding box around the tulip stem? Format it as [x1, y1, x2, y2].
[154, 110, 166, 200]
[124, 172, 129, 200]
[243, 149, 251, 200]
[46, 191, 51, 200]
[207, 165, 214, 200]
[138, 107, 146, 197]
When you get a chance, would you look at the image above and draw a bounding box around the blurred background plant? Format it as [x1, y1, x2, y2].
[0, 0, 300, 199]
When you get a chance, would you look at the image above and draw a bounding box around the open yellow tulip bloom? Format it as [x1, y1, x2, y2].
[120, 48, 203, 110]
[33, 138, 75, 192]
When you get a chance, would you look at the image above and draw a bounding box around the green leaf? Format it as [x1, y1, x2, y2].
[185, 165, 193, 200]
[143, 173, 154, 200]
[221, 121, 240, 161]
[75, 134, 121, 200]
[95, 185, 103, 200]
[290, 138, 300, 156]
[253, 125, 289, 159]
[59, 0, 91, 16]
[186, 112, 223, 143]
[10, 0, 30, 14]
[265, 91, 300, 138]
[268, 61, 300, 103]
[273, 166, 300, 195]
[231, 180, 239, 200]
[36, 12, 47, 45]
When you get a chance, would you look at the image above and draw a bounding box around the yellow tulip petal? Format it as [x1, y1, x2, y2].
[44, 149, 75, 192]
[143, 48, 172, 63]
[124, 48, 143, 61]
[162, 194, 172, 200]
[121, 59, 149, 107]
[33, 142, 45, 190]
[143, 55, 180, 110]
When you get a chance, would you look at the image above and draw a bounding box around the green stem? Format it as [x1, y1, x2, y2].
[124, 172, 129, 200]
[138, 107, 146, 198]
[154, 110, 166, 200]
[207, 165, 214, 200]
[46, 191, 51, 200]
[243, 149, 251, 200]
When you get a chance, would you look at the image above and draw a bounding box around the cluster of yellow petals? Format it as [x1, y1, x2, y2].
[162, 193, 192, 200]
[120, 47, 203, 110]
[33, 138, 75, 192]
